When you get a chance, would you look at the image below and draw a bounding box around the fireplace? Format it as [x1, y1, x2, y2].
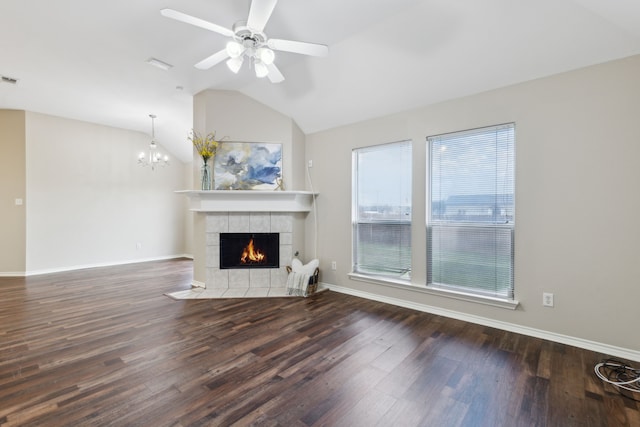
[219, 233, 280, 269]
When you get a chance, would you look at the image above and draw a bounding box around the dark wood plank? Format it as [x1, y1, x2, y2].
[0, 258, 638, 426]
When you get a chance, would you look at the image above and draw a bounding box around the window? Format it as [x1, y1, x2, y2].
[428, 124, 514, 299]
[352, 141, 412, 280]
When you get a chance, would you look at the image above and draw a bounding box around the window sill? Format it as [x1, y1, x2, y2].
[348, 273, 519, 310]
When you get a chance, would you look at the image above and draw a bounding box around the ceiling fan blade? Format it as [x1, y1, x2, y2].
[160, 8, 234, 38]
[247, 0, 278, 32]
[195, 49, 230, 70]
[267, 39, 328, 57]
[266, 63, 285, 83]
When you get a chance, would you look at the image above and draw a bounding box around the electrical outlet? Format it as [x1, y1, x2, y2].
[136, 242, 142, 250]
[331, 261, 337, 270]
[543, 292, 554, 307]
[308, 160, 313, 168]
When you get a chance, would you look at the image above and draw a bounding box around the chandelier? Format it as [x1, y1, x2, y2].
[138, 114, 169, 170]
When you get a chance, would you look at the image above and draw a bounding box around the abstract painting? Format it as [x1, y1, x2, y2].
[213, 142, 282, 190]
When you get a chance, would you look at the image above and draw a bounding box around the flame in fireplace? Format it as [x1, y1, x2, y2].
[240, 239, 266, 264]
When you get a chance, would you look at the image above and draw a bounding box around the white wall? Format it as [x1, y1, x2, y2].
[25, 112, 188, 273]
[306, 55, 640, 355]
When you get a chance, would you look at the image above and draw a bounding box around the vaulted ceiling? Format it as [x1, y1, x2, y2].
[1, 0, 640, 162]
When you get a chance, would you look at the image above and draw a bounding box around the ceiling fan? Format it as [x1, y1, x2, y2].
[160, 0, 329, 83]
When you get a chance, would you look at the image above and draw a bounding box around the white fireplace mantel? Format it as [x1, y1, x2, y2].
[176, 190, 317, 212]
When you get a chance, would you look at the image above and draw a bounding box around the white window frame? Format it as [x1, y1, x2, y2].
[351, 140, 412, 281]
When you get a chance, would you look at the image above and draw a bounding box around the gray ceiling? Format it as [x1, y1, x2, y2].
[1, 0, 640, 162]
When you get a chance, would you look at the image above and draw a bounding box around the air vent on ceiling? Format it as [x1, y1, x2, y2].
[1, 75, 19, 84]
[146, 58, 173, 71]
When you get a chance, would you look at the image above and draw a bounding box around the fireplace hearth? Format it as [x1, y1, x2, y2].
[220, 233, 280, 269]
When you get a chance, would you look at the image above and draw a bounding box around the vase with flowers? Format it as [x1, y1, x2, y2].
[189, 130, 219, 190]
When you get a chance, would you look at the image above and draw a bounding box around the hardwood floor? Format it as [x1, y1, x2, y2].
[0, 258, 638, 426]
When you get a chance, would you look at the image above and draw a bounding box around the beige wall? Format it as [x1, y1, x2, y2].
[190, 90, 307, 283]
[183, 159, 194, 258]
[193, 90, 302, 190]
[0, 110, 26, 274]
[306, 55, 640, 353]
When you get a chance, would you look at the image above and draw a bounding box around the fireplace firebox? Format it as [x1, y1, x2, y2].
[219, 233, 280, 269]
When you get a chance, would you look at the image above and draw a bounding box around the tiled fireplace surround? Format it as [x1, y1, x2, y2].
[205, 211, 293, 296]
[177, 190, 315, 298]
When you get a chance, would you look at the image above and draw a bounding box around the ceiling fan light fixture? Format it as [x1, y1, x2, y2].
[226, 41, 245, 58]
[161, 2, 329, 84]
[226, 56, 244, 74]
[254, 60, 269, 78]
[256, 47, 275, 65]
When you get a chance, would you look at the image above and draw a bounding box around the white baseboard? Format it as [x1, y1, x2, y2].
[320, 282, 640, 363]
[21, 254, 191, 277]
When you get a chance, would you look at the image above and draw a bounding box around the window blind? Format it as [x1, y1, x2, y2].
[427, 124, 515, 299]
